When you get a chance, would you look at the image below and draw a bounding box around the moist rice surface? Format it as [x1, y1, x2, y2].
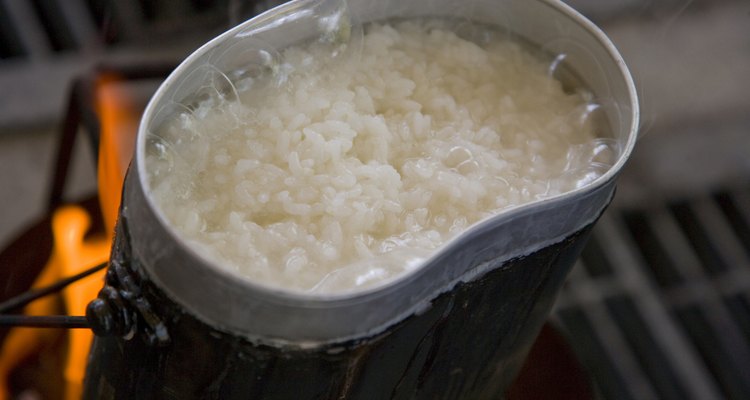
[146, 21, 611, 293]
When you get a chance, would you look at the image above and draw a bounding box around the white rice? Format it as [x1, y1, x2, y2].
[146, 21, 614, 294]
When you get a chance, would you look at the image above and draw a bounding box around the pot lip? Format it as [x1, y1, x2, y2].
[133, 0, 639, 305]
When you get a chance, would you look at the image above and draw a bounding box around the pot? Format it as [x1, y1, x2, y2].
[83, 0, 638, 398]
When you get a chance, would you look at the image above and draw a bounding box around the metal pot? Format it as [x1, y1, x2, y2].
[83, 0, 638, 398]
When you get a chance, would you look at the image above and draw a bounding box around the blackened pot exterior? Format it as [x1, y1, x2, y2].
[84, 214, 596, 400]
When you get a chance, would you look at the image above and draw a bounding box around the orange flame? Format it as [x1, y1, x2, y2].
[0, 73, 138, 399]
[96, 73, 139, 235]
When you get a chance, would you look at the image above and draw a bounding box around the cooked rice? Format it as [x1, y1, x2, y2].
[146, 21, 612, 293]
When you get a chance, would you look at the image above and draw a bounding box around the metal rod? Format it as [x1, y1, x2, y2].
[48, 78, 83, 211]
[0, 261, 108, 313]
[0, 315, 89, 329]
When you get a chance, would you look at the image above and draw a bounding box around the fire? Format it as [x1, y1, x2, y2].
[0, 73, 139, 399]
[96, 73, 139, 234]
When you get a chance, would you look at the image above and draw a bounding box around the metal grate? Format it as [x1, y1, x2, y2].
[0, 0, 231, 131]
[555, 187, 750, 399]
[0, 0, 230, 58]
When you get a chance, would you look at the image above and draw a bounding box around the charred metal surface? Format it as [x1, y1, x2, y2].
[83, 216, 594, 399]
[86, 217, 170, 346]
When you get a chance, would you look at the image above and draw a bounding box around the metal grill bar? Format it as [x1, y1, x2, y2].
[603, 294, 690, 399]
[692, 197, 750, 299]
[56, 0, 100, 49]
[603, 213, 724, 400]
[669, 202, 729, 275]
[0, 0, 226, 130]
[2, 0, 52, 58]
[562, 265, 658, 399]
[623, 211, 685, 287]
[650, 208, 750, 399]
[557, 187, 750, 398]
[554, 308, 635, 399]
[0, 2, 25, 59]
[557, 210, 728, 399]
[108, 0, 145, 41]
[715, 190, 750, 257]
[30, 0, 78, 52]
[724, 293, 750, 344]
